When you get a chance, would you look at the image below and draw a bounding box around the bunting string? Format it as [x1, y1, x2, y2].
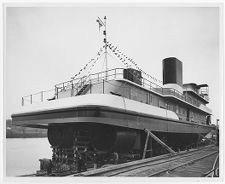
[107, 41, 163, 84]
[71, 46, 105, 80]
[85, 48, 105, 77]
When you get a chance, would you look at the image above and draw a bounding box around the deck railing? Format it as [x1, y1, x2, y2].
[183, 86, 209, 102]
[22, 89, 56, 106]
[21, 68, 206, 110]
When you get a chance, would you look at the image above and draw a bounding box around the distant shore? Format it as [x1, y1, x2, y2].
[6, 119, 47, 138]
[6, 133, 47, 138]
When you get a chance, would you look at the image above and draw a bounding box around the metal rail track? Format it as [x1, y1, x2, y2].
[147, 150, 218, 177]
[202, 153, 219, 177]
[19, 145, 218, 177]
[76, 145, 218, 177]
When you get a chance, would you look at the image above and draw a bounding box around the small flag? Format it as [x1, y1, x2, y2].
[96, 17, 105, 32]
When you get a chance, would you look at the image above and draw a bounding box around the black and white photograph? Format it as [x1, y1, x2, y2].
[2, 2, 224, 183]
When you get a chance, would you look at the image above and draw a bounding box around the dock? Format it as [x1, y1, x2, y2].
[74, 145, 218, 177]
[20, 144, 219, 177]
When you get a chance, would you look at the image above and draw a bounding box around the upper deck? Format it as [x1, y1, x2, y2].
[183, 83, 209, 103]
[21, 68, 212, 116]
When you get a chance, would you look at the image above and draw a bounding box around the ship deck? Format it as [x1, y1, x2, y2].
[12, 94, 214, 134]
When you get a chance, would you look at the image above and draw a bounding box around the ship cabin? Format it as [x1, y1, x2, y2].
[21, 57, 212, 126]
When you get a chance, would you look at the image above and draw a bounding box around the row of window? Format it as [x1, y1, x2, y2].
[185, 93, 204, 107]
[124, 85, 206, 124]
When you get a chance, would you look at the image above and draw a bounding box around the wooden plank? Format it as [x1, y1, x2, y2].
[142, 130, 150, 159]
[77, 153, 172, 176]
[145, 129, 176, 155]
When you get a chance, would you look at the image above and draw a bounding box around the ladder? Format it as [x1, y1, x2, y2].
[76, 84, 89, 96]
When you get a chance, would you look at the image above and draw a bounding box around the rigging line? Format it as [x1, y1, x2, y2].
[108, 41, 162, 84]
[108, 47, 130, 68]
[82, 48, 104, 74]
[85, 51, 105, 77]
[72, 46, 104, 79]
[73, 51, 105, 89]
[109, 47, 162, 89]
[108, 46, 162, 91]
[113, 48, 139, 69]
[76, 47, 105, 78]
[107, 51, 128, 67]
[108, 46, 133, 67]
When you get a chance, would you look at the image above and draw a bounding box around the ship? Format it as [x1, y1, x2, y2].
[11, 17, 215, 175]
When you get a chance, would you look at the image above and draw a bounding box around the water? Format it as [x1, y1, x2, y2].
[6, 138, 52, 176]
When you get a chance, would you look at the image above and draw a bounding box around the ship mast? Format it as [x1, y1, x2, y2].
[97, 16, 108, 79]
[103, 16, 108, 79]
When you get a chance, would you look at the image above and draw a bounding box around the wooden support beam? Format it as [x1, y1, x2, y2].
[142, 130, 150, 159]
[149, 136, 153, 157]
[144, 129, 176, 155]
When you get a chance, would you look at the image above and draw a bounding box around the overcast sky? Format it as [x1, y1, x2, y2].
[5, 6, 221, 123]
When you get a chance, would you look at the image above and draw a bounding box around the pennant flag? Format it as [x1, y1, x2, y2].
[96, 17, 105, 32]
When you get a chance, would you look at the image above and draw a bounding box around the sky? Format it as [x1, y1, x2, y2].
[5, 6, 221, 124]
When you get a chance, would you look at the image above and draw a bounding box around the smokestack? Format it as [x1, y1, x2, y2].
[163, 57, 183, 93]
